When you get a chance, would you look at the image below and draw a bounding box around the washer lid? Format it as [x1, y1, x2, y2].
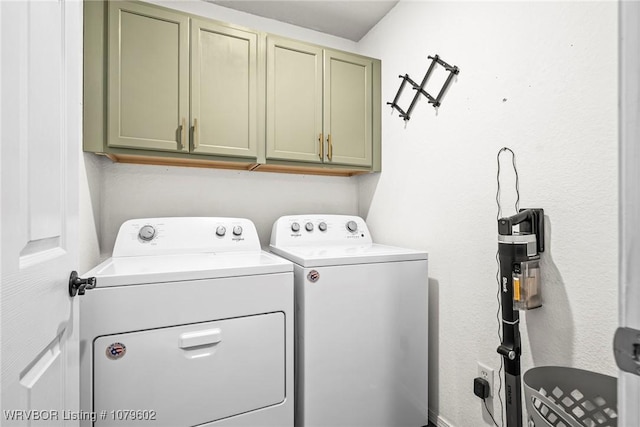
[84, 251, 292, 288]
[269, 244, 428, 268]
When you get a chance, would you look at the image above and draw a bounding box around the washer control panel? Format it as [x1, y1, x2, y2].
[113, 217, 260, 257]
[270, 215, 372, 246]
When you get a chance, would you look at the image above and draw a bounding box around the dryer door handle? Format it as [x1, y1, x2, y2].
[179, 328, 222, 349]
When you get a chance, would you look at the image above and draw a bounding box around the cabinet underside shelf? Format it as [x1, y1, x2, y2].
[99, 153, 371, 177]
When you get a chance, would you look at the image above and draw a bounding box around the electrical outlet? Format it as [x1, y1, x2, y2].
[477, 362, 494, 397]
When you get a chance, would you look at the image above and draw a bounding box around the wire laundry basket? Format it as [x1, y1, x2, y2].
[523, 366, 617, 427]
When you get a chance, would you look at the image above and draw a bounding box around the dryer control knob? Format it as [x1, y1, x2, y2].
[216, 226, 227, 237]
[305, 222, 314, 232]
[138, 225, 156, 241]
[233, 225, 243, 236]
[318, 222, 327, 232]
[346, 220, 358, 233]
[291, 222, 300, 232]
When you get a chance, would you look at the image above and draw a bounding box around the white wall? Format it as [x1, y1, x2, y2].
[358, 1, 618, 426]
[79, 153, 103, 272]
[98, 159, 359, 256]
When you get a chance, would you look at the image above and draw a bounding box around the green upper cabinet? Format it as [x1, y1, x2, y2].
[106, 2, 259, 159]
[85, 1, 380, 175]
[266, 36, 378, 169]
[190, 19, 258, 158]
[266, 38, 323, 163]
[108, 1, 189, 152]
[324, 50, 373, 167]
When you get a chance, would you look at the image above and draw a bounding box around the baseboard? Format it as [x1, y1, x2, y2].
[428, 409, 454, 427]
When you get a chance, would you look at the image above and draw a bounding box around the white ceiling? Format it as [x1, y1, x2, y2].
[208, 1, 399, 41]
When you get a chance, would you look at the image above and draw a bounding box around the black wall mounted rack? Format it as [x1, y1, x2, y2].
[387, 54, 460, 121]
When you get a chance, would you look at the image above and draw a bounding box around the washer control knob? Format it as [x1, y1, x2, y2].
[305, 222, 314, 232]
[233, 225, 243, 236]
[138, 225, 156, 241]
[216, 226, 226, 237]
[346, 220, 358, 233]
[318, 222, 327, 232]
[291, 222, 300, 232]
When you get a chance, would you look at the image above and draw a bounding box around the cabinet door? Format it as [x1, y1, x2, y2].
[191, 20, 258, 158]
[266, 37, 323, 163]
[324, 50, 373, 167]
[108, 1, 189, 152]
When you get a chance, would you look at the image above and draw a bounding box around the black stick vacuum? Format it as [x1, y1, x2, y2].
[497, 209, 544, 427]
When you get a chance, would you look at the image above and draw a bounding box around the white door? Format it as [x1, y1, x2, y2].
[1, 0, 82, 425]
[619, 1, 640, 425]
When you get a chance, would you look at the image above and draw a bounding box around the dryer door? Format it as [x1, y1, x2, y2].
[93, 312, 285, 426]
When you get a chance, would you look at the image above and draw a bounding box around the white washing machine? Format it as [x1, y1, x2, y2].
[269, 214, 429, 427]
[79, 217, 294, 427]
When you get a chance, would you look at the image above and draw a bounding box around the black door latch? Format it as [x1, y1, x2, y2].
[614, 326, 640, 376]
[69, 271, 97, 297]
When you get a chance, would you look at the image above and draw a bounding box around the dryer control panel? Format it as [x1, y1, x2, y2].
[270, 215, 373, 247]
[113, 217, 261, 257]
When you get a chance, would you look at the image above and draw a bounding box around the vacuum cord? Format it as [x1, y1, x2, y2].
[496, 147, 520, 219]
[495, 147, 520, 427]
[484, 397, 500, 427]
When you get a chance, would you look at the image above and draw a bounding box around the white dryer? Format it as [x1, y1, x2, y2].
[269, 215, 429, 427]
[79, 217, 293, 427]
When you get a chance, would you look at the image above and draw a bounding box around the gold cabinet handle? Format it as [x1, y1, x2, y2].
[179, 117, 186, 150]
[327, 134, 333, 161]
[192, 118, 199, 150]
[319, 133, 324, 160]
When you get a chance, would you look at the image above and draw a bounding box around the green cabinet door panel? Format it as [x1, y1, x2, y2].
[108, 1, 189, 152]
[324, 50, 372, 167]
[266, 37, 323, 163]
[191, 20, 258, 158]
